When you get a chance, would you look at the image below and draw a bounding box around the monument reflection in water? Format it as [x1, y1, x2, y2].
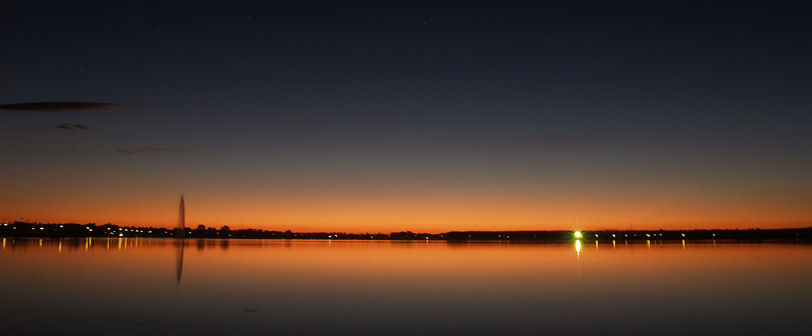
[1, 238, 809, 335]
[176, 195, 185, 285]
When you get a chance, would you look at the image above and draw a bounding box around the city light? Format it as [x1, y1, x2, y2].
[574, 231, 582, 239]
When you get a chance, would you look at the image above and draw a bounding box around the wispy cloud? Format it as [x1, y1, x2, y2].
[522, 135, 583, 144]
[55, 123, 89, 131]
[0, 101, 125, 112]
[115, 146, 170, 154]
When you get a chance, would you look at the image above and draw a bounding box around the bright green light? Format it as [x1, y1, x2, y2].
[574, 231, 582, 239]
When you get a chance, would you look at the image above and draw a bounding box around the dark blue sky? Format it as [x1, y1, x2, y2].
[1, 1, 810, 230]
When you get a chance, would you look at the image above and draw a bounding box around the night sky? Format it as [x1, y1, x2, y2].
[1, 1, 810, 232]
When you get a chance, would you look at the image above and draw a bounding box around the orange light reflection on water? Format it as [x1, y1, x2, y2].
[1, 239, 810, 293]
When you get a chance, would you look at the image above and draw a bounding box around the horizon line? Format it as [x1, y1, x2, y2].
[3, 221, 811, 235]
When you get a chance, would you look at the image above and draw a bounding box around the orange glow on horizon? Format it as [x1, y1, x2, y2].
[3, 190, 811, 233]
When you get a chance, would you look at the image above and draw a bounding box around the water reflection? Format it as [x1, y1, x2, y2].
[1, 239, 810, 335]
[176, 239, 184, 285]
[176, 195, 186, 285]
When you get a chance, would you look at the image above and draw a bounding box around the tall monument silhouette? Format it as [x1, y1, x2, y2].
[176, 195, 185, 239]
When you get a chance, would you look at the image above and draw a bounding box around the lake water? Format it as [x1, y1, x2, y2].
[1, 238, 810, 335]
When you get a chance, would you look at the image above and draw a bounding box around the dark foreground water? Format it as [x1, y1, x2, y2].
[1, 238, 810, 335]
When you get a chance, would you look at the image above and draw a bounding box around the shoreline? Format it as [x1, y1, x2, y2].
[2, 222, 810, 241]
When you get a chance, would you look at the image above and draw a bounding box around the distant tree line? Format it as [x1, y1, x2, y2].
[0, 221, 809, 241]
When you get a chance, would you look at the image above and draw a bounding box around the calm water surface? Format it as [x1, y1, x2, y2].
[1, 238, 810, 335]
